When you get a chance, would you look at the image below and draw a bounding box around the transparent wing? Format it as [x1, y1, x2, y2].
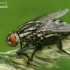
[35, 21, 70, 38]
[34, 8, 69, 21]
[51, 22, 70, 32]
[36, 21, 70, 34]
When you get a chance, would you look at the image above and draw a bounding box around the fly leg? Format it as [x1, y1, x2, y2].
[16, 43, 30, 65]
[53, 36, 70, 55]
[30, 43, 43, 61]
[41, 35, 70, 55]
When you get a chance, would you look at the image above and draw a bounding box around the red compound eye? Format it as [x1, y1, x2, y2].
[9, 33, 16, 44]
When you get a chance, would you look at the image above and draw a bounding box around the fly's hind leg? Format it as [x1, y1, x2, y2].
[54, 36, 70, 55]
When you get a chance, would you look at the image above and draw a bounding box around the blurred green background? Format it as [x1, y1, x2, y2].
[0, 0, 70, 70]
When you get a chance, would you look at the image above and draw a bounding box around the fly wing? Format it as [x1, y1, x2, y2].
[34, 8, 69, 21]
[36, 21, 70, 35]
[51, 22, 70, 32]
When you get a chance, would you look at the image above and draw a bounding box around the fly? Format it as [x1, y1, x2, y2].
[6, 8, 70, 65]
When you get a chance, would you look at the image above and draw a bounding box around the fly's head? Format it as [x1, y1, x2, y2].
[6, 31, 20, 47]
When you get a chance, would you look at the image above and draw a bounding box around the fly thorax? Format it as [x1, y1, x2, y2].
[19, 32, 32, 41]
[19, 32, 37, 42]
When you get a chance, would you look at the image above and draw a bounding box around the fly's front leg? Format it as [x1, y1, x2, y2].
[16, 42, 30, 65]
[20, 42, 23, 49]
